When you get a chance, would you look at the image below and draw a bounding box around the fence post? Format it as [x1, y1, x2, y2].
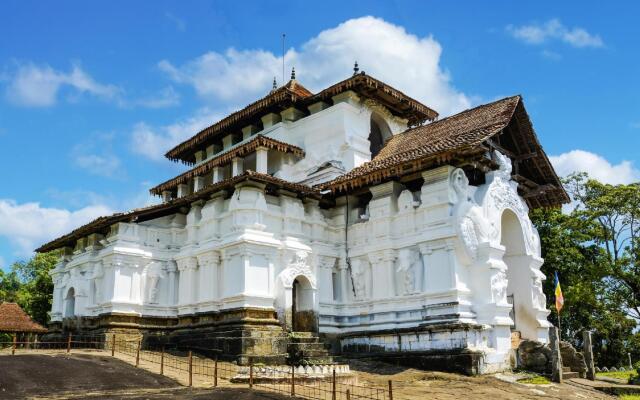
[346, 389, 351, 400]
[135, 340, 141, 367]
[160, 346, 165, 376]
[388, 380, 393, 400]
[188, 351, 193, 387]
[111, 334, 116, 357]
[291, 365, 295, 396]
[332, 369, 336, 400]
[214, 354, 218, 387]
[67, 334, 72, 353]
[11, 334, 16, 355]
[249, 357, 253, 388]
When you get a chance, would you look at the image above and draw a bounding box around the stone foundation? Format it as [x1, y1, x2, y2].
[47, 308, 289, 365]
[335, 323, 503, 375]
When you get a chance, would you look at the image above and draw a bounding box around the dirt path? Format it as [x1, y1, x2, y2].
[347, 359, 616, 400]
[0, 353, 289, 400]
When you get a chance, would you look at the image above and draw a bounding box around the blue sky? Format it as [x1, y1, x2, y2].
[1, 0, 639, 269]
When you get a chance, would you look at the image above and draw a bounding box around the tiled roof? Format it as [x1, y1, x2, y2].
[319, 95, 569, 208]
[150, 135, 305, 195]
[165, 73, 438, 164]
[0, 302, 47, 333]
[36, 171, 320, 253]
[166, 80, 313, 163]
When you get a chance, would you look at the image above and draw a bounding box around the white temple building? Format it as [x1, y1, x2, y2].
[38, 67, 568, 374]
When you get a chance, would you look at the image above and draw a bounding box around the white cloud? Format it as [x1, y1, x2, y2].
[132, 86, 180, 109]
[550, 150, 640, 184]
[5, 62, 121, 107]
[507, 19, 604, 48]
[0, 199, 113, 257]
[131, 108, 222, 160]
[159, 16, 471, 116]
[165, 12, 186, 32]
[71, 133, 123, 178]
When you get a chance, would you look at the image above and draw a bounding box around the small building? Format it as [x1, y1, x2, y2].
[0, 302, 47, 341]
[37, 68, 568, 373]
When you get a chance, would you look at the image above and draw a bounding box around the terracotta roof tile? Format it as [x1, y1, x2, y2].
[319, 95, 569, 208]
[0, 302, 47, 333]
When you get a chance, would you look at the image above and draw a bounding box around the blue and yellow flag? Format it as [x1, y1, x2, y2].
[554, 272, 564, 313]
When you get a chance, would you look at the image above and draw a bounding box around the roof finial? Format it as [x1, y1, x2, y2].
[353, 61, 359, 76]
[290, 66, 296, 80]
[272, 77, 277, 90]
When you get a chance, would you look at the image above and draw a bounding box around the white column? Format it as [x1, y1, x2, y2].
[256, 147, 268, 174]
[166, 261, 177, 305]
[161, 190, 172, 203]
[212, 166, 223, 183]
[177, 183, 189, 198]
[232, 157, 244, 176]
[197, 252, 220, 302]
[242, 124, 258, 140]
[193, 176, 205, 192]
[223, 134, 234, 150]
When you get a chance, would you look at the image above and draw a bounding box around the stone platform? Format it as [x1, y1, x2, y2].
[231, 364, 352, 383]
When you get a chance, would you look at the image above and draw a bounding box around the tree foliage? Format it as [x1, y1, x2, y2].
[531, 173, 640, 367]
[0, 252, 57, 325]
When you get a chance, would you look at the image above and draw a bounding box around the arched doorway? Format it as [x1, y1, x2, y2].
[369, 113, 392, 158]
[501, 210, 538, 339]
[292, 276, 317, 332]
[64, 288, 75, 318]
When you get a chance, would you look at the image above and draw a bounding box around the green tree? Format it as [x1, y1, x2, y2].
[12, 252, 58, 325]
[0, 268, 21, 302]
[531, 174, 640, 367]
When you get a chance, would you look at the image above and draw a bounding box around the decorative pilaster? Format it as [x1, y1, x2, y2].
[368, 250, 396, 298]
[197, 251, 220, 302]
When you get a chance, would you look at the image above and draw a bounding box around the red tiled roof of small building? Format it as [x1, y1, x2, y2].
[0, 302, 47, 333]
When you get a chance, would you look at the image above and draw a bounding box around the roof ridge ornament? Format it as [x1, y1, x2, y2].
[271, 77, 277, 92]
[353, 61, 359, 76]
[290, 66, 296, 80]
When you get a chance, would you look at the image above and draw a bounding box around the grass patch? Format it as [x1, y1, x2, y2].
[517, 375, 551, 385]
[598, 370, 638, 381]
[619, 395, 640, 400]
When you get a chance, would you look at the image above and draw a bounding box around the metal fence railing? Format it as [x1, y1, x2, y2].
[1, 334, 396, 400]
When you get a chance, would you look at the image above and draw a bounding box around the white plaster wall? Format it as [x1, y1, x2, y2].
[50, 152, 549, 372]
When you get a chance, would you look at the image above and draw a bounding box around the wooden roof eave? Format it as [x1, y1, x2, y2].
[150, 135, 305, 195]
[37, 171, 320, 253]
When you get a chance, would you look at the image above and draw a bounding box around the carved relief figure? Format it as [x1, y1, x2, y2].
[452, 168, 498, 260]
[396, 248, 422, 295]
[491, 270, 508, 305]
[146, 262, 166, 304]
[350, 258, 369, 299]
[531, 271, 546, 310]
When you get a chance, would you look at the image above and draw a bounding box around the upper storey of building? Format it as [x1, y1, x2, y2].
[148, 70, 439, 200]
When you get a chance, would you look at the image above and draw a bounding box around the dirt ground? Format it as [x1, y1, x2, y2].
[347, 359, 616, 400]
[0, 353, 289, 400]
[0, 351, 619, 400]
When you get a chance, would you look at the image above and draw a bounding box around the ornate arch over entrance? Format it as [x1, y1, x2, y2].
[274, 250, 318, 332]
[292, 275, 316, 332]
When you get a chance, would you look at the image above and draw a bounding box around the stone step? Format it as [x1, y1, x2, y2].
[288, 342, 330, 351]
[562, 367, 572, 373]
[289, 336, 321, 344]
[290, 332, 315, 338]
[563, 372, 580, 380]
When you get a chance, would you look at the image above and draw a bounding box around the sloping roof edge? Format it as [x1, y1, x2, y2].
[37, 171, 320, 253]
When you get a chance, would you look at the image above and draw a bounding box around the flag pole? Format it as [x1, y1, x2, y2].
[557, 309, 561, 340]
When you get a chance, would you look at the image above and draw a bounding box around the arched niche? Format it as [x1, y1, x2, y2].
[292, 275, 317, 333]
[369, 112, 392, 158]
[64, 287, 76, 318]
